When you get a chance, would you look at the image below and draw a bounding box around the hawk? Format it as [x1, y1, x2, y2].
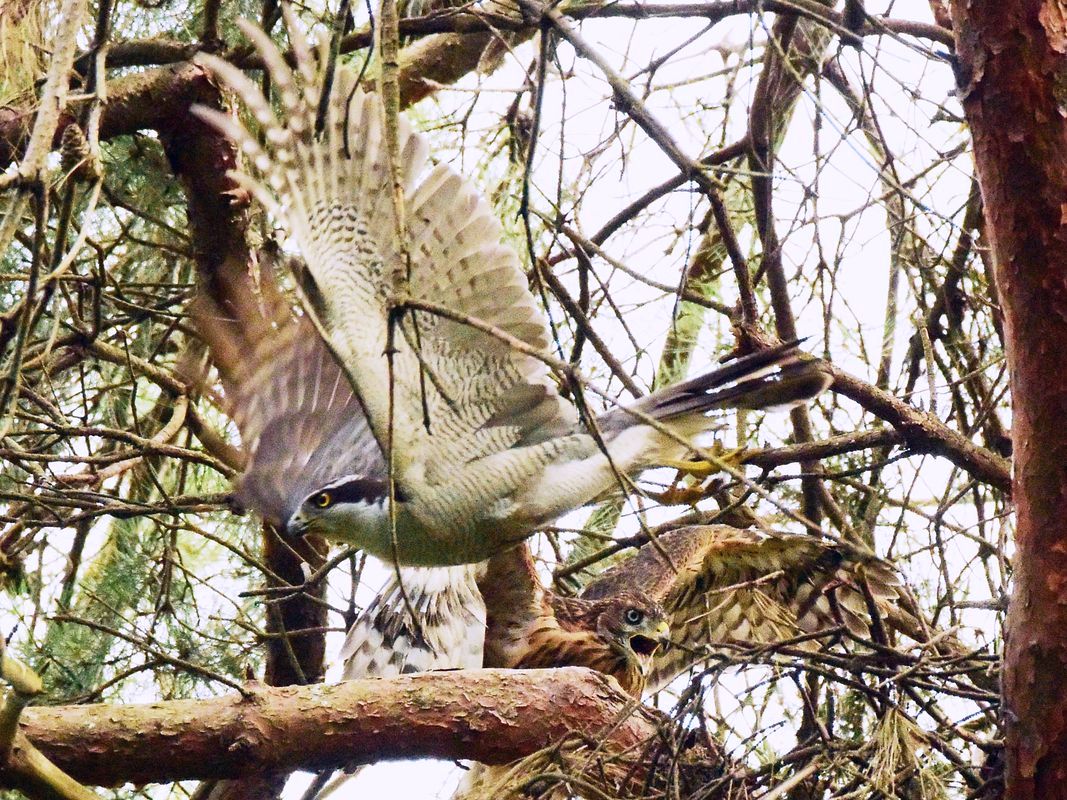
[195, 292, 885, 796]
[191, 16, 832, 568]
[336, 524, 898, 699]
[340, 553, 671, 693]
[194, 266, 671, 692]
[328, 523, 898, 800]
[195, 283, 894, 693]
[576, 523, 900, 692]
[454, 528, 897, 800]
[477, 524, 899, 695]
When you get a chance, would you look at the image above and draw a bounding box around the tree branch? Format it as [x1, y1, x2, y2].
[9, 669, 659, 788]
[829, 364, 1012, 493]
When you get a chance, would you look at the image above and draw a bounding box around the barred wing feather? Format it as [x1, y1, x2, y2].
[580, 525, 900, 692]
[193, 22, 573, 510]
[193, 284, 385, 527]
[233, 323, 384, 526]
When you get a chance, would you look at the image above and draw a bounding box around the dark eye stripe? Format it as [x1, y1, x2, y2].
[318, 477, 407, 505]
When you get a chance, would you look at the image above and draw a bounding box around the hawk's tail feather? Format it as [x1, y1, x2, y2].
[595, 341, 832, 465]
[640, 340, 832, 426]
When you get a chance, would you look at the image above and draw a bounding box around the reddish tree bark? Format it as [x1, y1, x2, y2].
[3, 669, 659, 788]
[947, 0, 1067, 795]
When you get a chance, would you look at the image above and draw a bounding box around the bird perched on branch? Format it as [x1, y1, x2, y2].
[333, 523, 898, 800]
[191, 14, 832, 568]
[447, 526, 899, 800]
[340, 555, 671, 693]
[193, 277, 879, 798]
[337, 523, 898, 698]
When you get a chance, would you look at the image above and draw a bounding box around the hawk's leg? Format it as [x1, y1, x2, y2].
[648, 443, 748, 506]
[659, 440, 748, 476]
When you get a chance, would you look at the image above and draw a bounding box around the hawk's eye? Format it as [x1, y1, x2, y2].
[313, 491, 333, 509]
[624, 608, 644, 625]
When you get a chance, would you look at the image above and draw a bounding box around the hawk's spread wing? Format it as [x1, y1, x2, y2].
[194, 21, 575, 506]
[195, 288, 384, 527]
[580, 525, 899, 692]
[195, 254, 487, 677]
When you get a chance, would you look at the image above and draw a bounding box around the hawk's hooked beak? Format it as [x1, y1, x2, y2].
[630, 620, 671, 658]
[285, 512, 310, 540]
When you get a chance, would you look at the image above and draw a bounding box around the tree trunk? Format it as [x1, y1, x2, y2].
[948, 0, 1067, 795]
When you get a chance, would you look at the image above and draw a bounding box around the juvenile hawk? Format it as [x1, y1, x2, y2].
[335, 524, 898, 698]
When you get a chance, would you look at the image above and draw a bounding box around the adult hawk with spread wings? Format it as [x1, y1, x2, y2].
[194, 249, 881, 800]
[192, 16, 832, 568]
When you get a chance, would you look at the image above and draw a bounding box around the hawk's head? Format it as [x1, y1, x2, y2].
[285, 475, 395, 545]
[593, 591, 671, 672]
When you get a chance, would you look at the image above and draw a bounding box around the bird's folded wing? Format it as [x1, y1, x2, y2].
[477, 543, 550, 669]
[193, 16, 575, 496]
[193, 265, 384, 527]
[580, 524, 899, 691]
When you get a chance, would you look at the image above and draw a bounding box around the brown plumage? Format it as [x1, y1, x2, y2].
[479, 546, 669, 697]
[473, 525, 899, 697]
[580, 524, 900, 692]
[516, 593, 669, 697]
[193, 266, 897, 701]
[455, 528, 899, 800]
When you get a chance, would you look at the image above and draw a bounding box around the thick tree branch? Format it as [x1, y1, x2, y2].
[0, 62, 216, 170]
[9, 669, 659, 788]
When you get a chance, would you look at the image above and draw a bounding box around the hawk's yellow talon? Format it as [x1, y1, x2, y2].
[660, 444, 748, 477]
[659, 458, 716, 477]
[647, 484, 710, 507]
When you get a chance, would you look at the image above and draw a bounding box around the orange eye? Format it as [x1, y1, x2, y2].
[314, 491, 332, 508]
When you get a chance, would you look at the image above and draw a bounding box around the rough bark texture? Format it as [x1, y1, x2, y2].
[947, 0, 1067, 795]
[0, 62, 216, 168]
[6, 669, 658, 788]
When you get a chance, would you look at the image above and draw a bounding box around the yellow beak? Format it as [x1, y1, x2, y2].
[629, 620, 672, 658]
